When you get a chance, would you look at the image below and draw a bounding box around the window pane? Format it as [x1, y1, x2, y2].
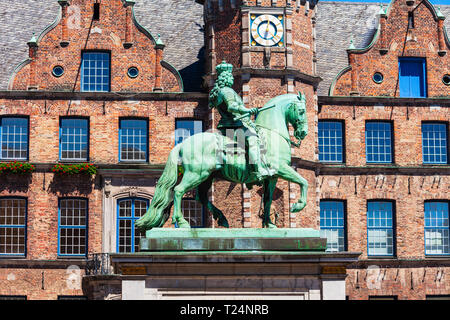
[119, 120, 148, 162]
[117, 198, 149, 253]
[0, 118, 28, 160]
[422, 123, 448, 164]
[367, 201, 394, 256]
[81, 52, 110, 92]
[365, 122, 392, 163]
[60, 119, 89, 161]
[0, 198, 26, 256]
[181, 199, 204, 228]
[175, 120, 203, 145]
[320, 201, 345, 252]
[59, 199, 87, 256]
[318, 121, 343, 163]
[425, 202, 449, 255]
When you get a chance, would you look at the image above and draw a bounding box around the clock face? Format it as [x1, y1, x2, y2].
[250, 14, 284, 47]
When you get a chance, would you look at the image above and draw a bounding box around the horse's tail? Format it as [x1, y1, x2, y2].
[135, 144, 182, 231]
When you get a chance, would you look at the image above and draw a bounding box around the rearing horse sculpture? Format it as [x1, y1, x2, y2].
[136, 93, 308, 230]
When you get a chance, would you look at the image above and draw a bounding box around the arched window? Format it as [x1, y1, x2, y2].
[117, 198, 149, 253]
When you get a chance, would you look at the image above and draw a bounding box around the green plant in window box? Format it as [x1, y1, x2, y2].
[52, 163, 97, 176]
[0, 161, 35, 174]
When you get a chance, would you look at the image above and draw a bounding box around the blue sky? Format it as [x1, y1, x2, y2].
[328, 0, 450, 4]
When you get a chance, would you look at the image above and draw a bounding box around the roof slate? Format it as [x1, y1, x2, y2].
[0, 0, 449, 94]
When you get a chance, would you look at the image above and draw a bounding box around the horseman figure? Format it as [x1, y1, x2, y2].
[136, 60, 309, 230]
[208, 61, 272, 183]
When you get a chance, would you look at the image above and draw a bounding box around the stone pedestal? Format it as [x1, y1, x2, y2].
[83, 229, 360, 300]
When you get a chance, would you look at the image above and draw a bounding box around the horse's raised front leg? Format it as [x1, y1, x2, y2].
[277, 164, 308, 213]
[262, 177, 278, 228]
[173, 170, 210, 228]
[196, 178, 229, 228]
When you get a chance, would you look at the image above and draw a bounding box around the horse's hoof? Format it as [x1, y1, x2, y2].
[263, 222, 277, 229]
[290, 202, 306, 213]
[173, 218, 191, 228]
[218, 218, 230, 228]
[178, 222, 191, 228]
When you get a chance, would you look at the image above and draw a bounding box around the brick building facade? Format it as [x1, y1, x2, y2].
[0, 0, 448, 300]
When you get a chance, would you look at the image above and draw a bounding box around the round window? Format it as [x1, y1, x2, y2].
[128, 67, 139, 78]
[52, 66, 64, 77]
[372, 72, 384, 84]
[443, 74, 450, 86]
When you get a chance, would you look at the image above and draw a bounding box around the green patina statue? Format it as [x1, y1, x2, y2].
[208, 61, 272, 183]
[136, 61, 308, 230]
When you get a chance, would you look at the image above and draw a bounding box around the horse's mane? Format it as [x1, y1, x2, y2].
[264, 93, 304, 111]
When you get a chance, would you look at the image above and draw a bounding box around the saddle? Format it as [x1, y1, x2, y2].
[215, 130, 270, 186]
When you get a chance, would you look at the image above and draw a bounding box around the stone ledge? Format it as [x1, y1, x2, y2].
[141, 228, 326, 252]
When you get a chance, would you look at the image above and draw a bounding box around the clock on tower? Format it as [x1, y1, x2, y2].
[250, 14, 285, 47]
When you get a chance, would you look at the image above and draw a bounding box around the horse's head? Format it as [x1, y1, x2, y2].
[287, 92, 308, 141]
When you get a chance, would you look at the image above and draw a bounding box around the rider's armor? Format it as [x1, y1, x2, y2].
[209, 62, 272, 182]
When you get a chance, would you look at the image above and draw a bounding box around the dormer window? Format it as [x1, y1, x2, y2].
[93, 3, 100, 21]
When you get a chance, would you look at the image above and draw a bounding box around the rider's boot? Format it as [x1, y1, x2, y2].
[247, 137, 271, 181]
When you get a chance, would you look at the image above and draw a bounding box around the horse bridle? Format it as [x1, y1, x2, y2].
[255, 101, 306, 148]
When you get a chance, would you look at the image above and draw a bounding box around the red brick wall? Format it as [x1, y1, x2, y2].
[0, 267, 86, 299]
[10, 0, 181, 92]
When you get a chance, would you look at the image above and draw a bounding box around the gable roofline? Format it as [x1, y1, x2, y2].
[346, 0, 446, 55]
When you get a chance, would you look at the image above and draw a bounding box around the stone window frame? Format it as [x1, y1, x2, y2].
[102, 186, 153, 254]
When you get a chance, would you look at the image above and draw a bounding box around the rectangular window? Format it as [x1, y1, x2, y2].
[60, 118, 89, 161]
[399, 57, 427, 98]
[318, 121, 344, 163]
[182, 199, 205, 228]
[175, 120, 203, 145]
[365, 121, 393, 164]
[117, 198, 148, 253]
[422, 123, 448, 164]
[58, 199, 88, 257]
[367, 201, 395, 257]
[81, 52, 110, 92]
[425, 201, 449, 256]
[0, 117, 28, 160]
[320, 201, 346, 252]
[119, 119, 148, 162]
[0, 198, 26, 256]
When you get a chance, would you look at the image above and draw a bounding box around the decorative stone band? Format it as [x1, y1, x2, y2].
[140, 228, 327, 252]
